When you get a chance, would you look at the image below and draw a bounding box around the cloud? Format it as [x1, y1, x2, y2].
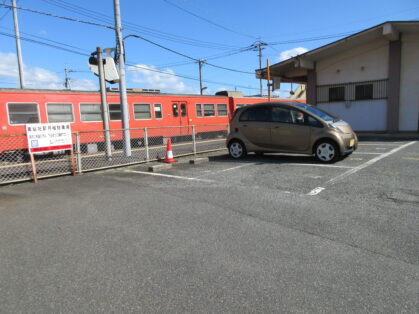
[0, 51, 97, 90]
[278, 47, 308, 61]
[127, 64, 197, 94]
[69, 79, 97, 91]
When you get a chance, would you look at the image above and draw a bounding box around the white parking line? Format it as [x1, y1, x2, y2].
[307, 141, 416, 196]
[282, 163, 354, 169]
[124, 169, 215, 183]
[358, 143, 401, 146]
[307, 187, 325, 195]
[353, 152, 382, 155]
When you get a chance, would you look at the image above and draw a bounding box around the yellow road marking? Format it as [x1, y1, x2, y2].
[402, 157, 419, 161]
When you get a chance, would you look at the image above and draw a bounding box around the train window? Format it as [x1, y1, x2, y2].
[7, 103, 39, 125]
[47, 103, 73, 123]
[203, 104, 215, 117]
[181, 103, 187, 117]
[134, 103, 151, 120]
[154, 104, 162, 119]
[108, 103, 121, 121]
[172, 104, 179, 117]
[217, 104, 228, 116]
[80, 103, 102, 122]
[195, 104, 202, 117]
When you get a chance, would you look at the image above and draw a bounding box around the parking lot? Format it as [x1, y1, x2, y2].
[0, 139, 418, 313]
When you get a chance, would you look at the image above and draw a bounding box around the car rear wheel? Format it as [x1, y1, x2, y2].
[229, 140, 247, 159]
[315, 140, 339, 163]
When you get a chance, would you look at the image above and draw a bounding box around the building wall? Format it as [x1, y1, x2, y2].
[399, 32, 419, 131]
[318, 100, 387, 131]
[316, 38, 389, 85]
[315, 38, 389, 131]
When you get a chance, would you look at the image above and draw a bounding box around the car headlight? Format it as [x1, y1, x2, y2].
[328, 124, 345, 134]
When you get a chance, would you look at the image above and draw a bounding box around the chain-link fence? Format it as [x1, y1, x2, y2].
[0, 124, 229, 185]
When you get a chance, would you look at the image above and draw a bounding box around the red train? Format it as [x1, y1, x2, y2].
[0, 88, 286, 159]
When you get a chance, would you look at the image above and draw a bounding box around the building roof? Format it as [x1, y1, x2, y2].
[257, 21, 419, 83]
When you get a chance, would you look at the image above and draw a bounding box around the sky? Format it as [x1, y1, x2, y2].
[0, 0, 418, 97]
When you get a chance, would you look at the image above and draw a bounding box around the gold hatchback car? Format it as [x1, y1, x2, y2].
[227, 101, 358, 163]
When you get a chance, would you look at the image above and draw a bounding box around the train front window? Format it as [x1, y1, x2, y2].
[108, 103, 121, 121]
[134, 103, 151, 120]
[217, 104, 228, 116]
[8, 103, 39, 124]
[80, 103, 101, 122]
[47, 103, 73, 123]
[180, 103, 187, 117]
[204, 104, 215, 117]
[172, 104, 179, 117]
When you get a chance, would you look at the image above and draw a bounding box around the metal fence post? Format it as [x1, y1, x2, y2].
[144, 128, 149, 162]
[192, 125, 196, 154]
[75, 132, 82, 173]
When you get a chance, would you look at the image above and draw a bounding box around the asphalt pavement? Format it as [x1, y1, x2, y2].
[0, 140, 418, 313]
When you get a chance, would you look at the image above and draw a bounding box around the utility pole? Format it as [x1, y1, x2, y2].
[198, 59, 205, 95]
[64, 68, 72, 90]
[113, 0, 131, 157]
[252, 41, 267, 96]
[12, 0, 24, 88]
[96, 47, 112, 160]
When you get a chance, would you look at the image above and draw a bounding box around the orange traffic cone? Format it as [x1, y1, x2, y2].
[164, 138, 176, 163]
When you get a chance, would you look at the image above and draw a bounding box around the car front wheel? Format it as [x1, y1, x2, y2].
[315, 140, 339, 163]
[229, 140, 247, 159]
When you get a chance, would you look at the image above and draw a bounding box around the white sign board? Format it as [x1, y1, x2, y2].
[26, 123, 73, 154]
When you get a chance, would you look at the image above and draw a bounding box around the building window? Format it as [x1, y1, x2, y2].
[47, 103, 73, 123]
[217, 104, 228, 116]
[203, 104, 215, 116]
[134, 103, 151, 120]
[196, 104, 202, 117]
[328, 86, 345, 102]
[80, 103, 101, 122]
[154, 104, 162, 119]
[108, 103, 121, 121]
[8, 103, 39, 124]
[355, 84, 373, 100]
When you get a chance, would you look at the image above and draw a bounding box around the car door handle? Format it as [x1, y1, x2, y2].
[273, 126, 282, 129]
[242, 124, 248, 127]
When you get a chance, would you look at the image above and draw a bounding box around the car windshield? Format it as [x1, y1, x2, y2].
[293, 103, 339, 122]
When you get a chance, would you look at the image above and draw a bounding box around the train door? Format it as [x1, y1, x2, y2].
[171, 101, 189, 136]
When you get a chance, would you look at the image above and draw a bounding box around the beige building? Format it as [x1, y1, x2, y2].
[258, 21, 419, 132]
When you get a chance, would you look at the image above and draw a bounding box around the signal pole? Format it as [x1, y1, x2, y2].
[12, 0, 24, 88]
[113, 0, 131, 157]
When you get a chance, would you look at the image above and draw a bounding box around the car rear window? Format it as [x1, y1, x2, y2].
[239, 107, 270, 122]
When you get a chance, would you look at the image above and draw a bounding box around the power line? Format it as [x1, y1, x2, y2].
[0, 31, 263, 92]
[162, 0, 258, 40]
[0, 2, 115, 29]
[0, 31, 90, 56]
[128, 34, 255, 74]
[40, 0, 241, 50]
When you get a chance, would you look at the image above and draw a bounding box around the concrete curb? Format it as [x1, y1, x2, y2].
[357, 133, 419, 141]
[189, 157, 209, 165]
[148, 163, 173, 172]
